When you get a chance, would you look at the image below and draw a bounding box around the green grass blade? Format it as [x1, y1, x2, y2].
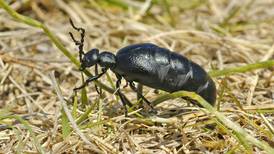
[72, 93, 78, 118]
[76, 103, 97, 125]
[61, 108, 72, 139]
[104, 0, 129, 9]
[234, 131, 253, 153]
[209, 60, 274, 77]
[80, 73, 88, 106]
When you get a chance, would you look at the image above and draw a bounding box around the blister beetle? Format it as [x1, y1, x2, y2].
[69, 20, 216, 116]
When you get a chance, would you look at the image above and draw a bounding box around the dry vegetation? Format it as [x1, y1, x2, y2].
[0, 0, 274, 153]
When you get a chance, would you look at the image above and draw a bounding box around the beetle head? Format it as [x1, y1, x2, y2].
[80, 48, 99, 70]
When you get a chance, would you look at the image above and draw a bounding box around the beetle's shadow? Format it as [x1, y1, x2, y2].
[154, 107, 201, 118]
[103, 98, 200, 118]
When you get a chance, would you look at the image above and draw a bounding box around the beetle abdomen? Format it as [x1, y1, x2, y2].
[113, 43, 216, 105]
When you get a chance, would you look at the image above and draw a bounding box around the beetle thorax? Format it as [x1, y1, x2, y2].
[98, 52, 116, 69]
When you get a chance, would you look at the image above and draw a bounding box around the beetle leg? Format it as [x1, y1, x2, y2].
[129, 82, 154, 110]
[137, 83, 143, 104]
[74, 71, 106, 91]
[116, 78, 128, 116]
[94, 64, 102, 95]
[115, 74, 134, 117]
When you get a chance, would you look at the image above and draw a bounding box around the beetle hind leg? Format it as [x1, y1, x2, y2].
[137, 84, 143, 104]
[129, 82, 156, 113]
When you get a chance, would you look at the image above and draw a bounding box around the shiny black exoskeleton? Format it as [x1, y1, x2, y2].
[69, 20, 216, 116]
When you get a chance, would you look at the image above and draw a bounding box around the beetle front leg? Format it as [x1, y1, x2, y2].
[74, 71, 106, 91]
[94, 64, 102, 95]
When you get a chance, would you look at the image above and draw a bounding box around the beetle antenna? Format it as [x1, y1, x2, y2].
[69, 18, 85, 63]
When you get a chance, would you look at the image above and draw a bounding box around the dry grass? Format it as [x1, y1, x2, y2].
[0, 0, 274, 153]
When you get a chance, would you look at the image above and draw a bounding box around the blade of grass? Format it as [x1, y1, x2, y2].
[209, 60, 274, 77]
[259, 113, 274, 135]
[96, 98, 103, 132]
[234, 131, 253, 153]
[210, 24, 229, 36]
[171, 0, 206, 10]
[106, 72, 115, 89]
[82, 119, 111, 129]
[72, 93, 78, 118]
[76, 102, 98, 125]
[160, 0, 175, 26]
[219, 79, 245, 111]
[80, 73, 88, 106]
[243, 115, 273, 138]
[221, 4, 242, 26]
[61, 108, 71, 139]
[14, 127, 25, 154]
[226, 144, 241, 154]
[104, 0, 129, 9]
[245, 109, 274, 114]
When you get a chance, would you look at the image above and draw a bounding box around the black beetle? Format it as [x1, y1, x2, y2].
[69, 20, 216, 116]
